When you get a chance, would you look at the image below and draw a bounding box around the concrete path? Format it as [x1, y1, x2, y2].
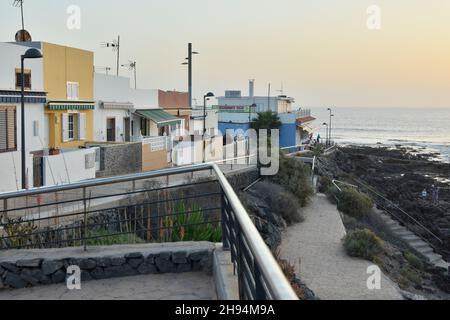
[0, 273, 216, 300]
[280, 194, 403, 300]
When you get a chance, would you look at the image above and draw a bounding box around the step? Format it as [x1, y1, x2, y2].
[424, 253, 445, 263]
[414, 246, 435, 256]
[408, 239, 429, 247]
[397, 230, 416, 237]
[401, 234, 422, 242]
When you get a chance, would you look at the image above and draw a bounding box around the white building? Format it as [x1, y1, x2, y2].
[94, 73, 134, 142]
[0, 42, 97, 193]
[189, 107, 219, 136]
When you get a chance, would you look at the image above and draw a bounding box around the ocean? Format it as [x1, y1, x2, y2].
[310, 107, 450, 163]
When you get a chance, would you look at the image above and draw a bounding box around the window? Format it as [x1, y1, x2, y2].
[0, 106, 17, 152]
[67, 82, 79, 100]
[62, 113, 86, 142]
[68, 114, 75, 140]
[15, 69, 32, 90]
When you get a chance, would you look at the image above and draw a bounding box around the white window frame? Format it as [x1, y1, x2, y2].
[67, 81, 79, 100]
[68, 113, 75, 140]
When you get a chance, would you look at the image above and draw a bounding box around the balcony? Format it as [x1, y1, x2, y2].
[0, 164, 297, 300]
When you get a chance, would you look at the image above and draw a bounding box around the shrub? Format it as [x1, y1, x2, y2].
[253, 181, 304, 224]
[325, 186, 341, 205]
[272, 153, 313, 207]
[161, 202, 222, 243]
[337, 188, 373, 219]
[318, 176, 333, 193]
[86, 229, 145, 246]
[404, 251, 424, 271]
[343, 228, 384, 261]
[400, 266, 422, 285]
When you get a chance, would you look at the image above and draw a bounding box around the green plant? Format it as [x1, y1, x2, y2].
[318, 176, 333, 193]
[400, 266, 422, 285]
[250, 111, 282, 132]
[404, 251, 424, 271]
[336, 188, 373, 219]
[86, 229, 145, 246]
[3, 218, 37, 248]
[271, 153, 313, 207]
[161, 202, 222, 243]
[343, 228, 384, 261]
[312, 144, 325, 157]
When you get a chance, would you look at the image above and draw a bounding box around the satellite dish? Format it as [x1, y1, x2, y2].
[15, 29, 32, 42]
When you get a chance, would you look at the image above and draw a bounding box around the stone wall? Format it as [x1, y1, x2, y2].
[87, 142, 142, 178]
[0, 242, 214, 290]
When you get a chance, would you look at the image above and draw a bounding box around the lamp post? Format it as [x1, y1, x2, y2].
[249, 103, 257, 124]
[181, 43, 199, 108]
[322, 122, 329, 146]
[327, 108, 333, 146]
[21, 48, 43, 190]
[203, 92, 214, 163]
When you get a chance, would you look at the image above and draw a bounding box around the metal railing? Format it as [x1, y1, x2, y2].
[0, 163, 297, 300]
[332, 178, 444, 251]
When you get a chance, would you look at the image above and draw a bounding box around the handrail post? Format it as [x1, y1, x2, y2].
[83, 187, 87, 251]
[220, 187, 230, 250]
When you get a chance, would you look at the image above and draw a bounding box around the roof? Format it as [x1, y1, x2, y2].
[135, 109, 182, 127]
[297, 116, 316, 123]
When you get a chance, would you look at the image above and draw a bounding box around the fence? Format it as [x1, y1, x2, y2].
[0, 163, 297, 300]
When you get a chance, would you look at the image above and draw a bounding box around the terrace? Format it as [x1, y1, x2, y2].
[0, 164, 297, 300]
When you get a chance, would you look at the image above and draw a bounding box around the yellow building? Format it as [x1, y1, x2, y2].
[40, 42, 95, 150]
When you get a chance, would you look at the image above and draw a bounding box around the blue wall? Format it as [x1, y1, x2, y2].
[218, 122, 296, 149]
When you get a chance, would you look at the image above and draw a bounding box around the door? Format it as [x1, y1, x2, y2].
[106, 118, 116, 142]
[124, 117, 131, 142]
[33, 155, 44, 188]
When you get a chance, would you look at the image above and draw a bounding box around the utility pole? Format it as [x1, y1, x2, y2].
[188, 43, 192, 107]
[101, 36, 120, 76]
[182, 43, 199, 108]
[116, 35, 120, 76]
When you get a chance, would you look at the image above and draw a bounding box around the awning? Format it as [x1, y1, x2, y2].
[101, 101, 134, 110]
[299, 123, 315, 134]
[135, 109, 182, 128]
[48, 102, 95, 110]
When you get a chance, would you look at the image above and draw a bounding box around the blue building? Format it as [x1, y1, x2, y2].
[217, 80, 316, 150]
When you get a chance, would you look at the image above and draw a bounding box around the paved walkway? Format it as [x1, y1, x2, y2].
[279, 194, 403, 300]
[0, 273, 216, 300]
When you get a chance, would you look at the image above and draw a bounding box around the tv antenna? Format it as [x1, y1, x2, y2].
[101, 35, 120, 76]
[276, 82, 284, 95]
[13, 0, 25, 30]
[95, 66, 112, 75]
[121, 60, 137, 89]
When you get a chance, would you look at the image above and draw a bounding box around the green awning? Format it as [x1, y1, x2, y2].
[48, 102, 95, 110]
[135, 109, 182, 128]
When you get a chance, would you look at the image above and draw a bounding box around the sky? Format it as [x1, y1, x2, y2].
[1, 0, 450, 108]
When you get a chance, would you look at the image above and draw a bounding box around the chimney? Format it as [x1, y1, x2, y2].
[249, 79, 255, 98]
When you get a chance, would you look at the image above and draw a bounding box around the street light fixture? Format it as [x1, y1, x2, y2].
[203, 92, 214, 163]
[21, 48, 43, 190]
[322, 122, 329, 146]
[327, 108, 333, 146]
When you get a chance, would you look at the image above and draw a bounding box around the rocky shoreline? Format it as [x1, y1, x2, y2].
[318, 145, 450, 261]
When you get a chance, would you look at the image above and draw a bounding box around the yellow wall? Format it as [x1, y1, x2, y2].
[42, 42, 94, 149]
[42, 42, 94, 101]
[46, 110, 94, 150]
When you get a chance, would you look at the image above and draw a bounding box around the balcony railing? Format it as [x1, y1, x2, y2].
[0, 164, 297, 300]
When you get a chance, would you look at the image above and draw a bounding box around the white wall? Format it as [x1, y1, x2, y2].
[43, 148, 97, 186]
[129, 89, 158, 109]
[93, 73, 133, 142]
[0, 42, 44, 91]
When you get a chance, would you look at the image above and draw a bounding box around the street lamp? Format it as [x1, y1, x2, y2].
[21, 48, 43, 190]
[327, 108, 333, 146]
[322, 122, 329, 146]
[203, 92, 214, 163]
[249, 103, 257, 124]
[181, 43, 199, 107]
